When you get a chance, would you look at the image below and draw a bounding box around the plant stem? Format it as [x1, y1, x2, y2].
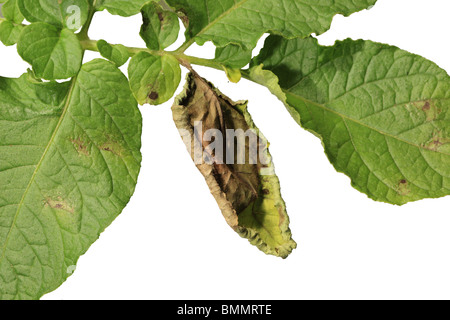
[175, 38, 195, 54]
[80, 38, 225, 72]
[158, 0, 173, 11]
[78, 0, 98, 41]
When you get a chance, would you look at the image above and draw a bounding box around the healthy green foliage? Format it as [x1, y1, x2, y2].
[166, 0, 377, 49]
[95, 0, 149, 17]
[215, 45, 253, 70]
[1, 0, 449, 300]
[0, 19, 23, 46]
[18, 0, 89, 30]
[17, 23, 83, 80]
[97, 39, 130, 66]
[2, 0, 24, 23]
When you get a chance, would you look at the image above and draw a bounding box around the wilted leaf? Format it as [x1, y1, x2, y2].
[172, 72, 296, 258]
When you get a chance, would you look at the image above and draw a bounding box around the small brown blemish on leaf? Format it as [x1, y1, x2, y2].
[412, 100, 441, 122]
[158, 12, 164, 23]
[423, 131, 450, 152]
[148, 91, 159, 100]
[70, 138, 90, 156]
[45, 197, 74, 214]
[179, 13, 189, 27]
[262, 189, 270, 195]
[100, 137, 123, 157]
[397, 179, 410, 196]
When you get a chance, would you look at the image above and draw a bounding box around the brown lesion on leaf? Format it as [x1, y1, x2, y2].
[175, 10, 189, 28]
[422, 130, 450, 152]
[70, 137, 90, 156]
[148, 91, 159, 101]
[409, 100, 441, 122]
[45, 196, 75, 214]
[397, 179, 410, 196]
[99, 136, 124, 157]
[158, 12, 165, 23]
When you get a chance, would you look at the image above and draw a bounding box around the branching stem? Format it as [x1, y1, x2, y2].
[79, 38, 226, 73]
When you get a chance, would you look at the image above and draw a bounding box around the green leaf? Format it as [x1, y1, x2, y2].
[252, 36, 450, 205]
[2, 0, 24, 23]
[0, 20, 23, 46]
[215, 44, 253, 83]
[17, 23, 83, 80]
[128, 51, 181, 105]
[0, 59, 142, 300]
[17, 0, 89, 30]
[166, 0, 377, 49]
[172, 72, 297, 258]
[97, 39, 130, 67]
[247, 64, 287, 109]
[140, 1, 180, 51]
[223, 67, 242, 84]
[95, 0, 149, 17]
[215, 44, 252, 70]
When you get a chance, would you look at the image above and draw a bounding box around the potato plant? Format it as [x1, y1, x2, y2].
[0, 0, 449, 299]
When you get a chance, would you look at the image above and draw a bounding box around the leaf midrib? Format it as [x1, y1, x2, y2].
[283, 89, 450, 157]
[0, 77, 77, 266]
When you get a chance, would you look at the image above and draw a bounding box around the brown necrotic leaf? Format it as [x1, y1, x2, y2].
[172, 72, 296, 258]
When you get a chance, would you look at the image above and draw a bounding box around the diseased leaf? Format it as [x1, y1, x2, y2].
[17, 23, 83, 80]
[252, 36, 450, 205]
[166, 0, 377, 49]
[0, 59, 142, 300]
[97, 39, 130, 67]
[128, 51, 181, 105]
[0, 20, 23, 46]
[17, 0, 89, 30]
[172, 72, 296, 258]
[95, 0, 149, 17]
[140, 1, 179, 51]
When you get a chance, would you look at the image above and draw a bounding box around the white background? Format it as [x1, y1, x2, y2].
[1, 0, 450, 300]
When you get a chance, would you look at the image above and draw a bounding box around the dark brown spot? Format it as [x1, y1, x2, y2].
[70, 138, 90, 156]
[180, 15, 189, 26]
[400, 179, 407, 184]
[262, 189, 270, 195]
[158, 12, 164, 22]
[149, 91, 159, 100]
[423, 101, 431, 111]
